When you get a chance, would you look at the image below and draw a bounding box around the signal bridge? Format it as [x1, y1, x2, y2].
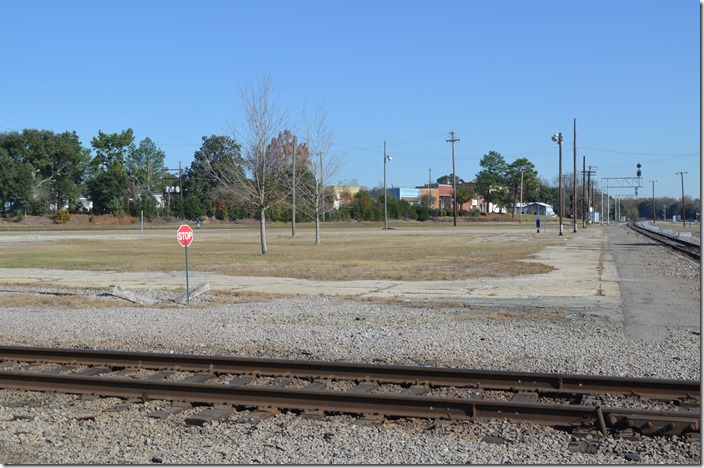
[600, 176, 643, 225]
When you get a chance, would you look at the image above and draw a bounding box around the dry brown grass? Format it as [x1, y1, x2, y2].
[0, 292, 132, 308]
[0, 222, 555, 281]
[0, 289, 285, 309]
[483, 307, 567, 321]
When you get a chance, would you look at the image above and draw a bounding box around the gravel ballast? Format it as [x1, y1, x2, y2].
[0, 224, 700, 464]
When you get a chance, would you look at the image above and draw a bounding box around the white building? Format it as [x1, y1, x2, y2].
[521, 202, 555, 216]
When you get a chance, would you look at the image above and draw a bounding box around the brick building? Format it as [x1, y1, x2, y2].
[416, 182, 481, 211]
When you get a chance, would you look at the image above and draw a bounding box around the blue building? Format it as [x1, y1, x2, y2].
[389, 188, 421, 204]
[371, 187, 422, 204]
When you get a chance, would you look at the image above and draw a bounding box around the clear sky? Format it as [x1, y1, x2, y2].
[1, 0, 700, 200]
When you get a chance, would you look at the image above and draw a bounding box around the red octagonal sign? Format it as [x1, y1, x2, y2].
[177, 224, 194, 247]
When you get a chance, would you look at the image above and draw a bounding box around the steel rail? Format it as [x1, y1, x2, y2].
[628, 222, 700, 261]
[0, 345, 699, 401]
[0, 370, 698, 437]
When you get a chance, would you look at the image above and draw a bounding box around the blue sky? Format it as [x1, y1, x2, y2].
[1, 0, 700, 200]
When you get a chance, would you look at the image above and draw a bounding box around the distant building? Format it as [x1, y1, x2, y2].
[416, 182, 481, 211]
[417, 183, 451, 209]
[370, 187, 421, 204]
[330, 185, 361, 209]
[77, 197, 93, 212]
[522, 202, 555, 216]
[389, 187, 421, 204]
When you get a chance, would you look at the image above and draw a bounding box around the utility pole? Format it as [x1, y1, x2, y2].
[581, 156, 586, 228]
[428, 168, 432, 207]
[446, 131, 460, 226]
[583, 166, 597, 224]
[649, 180, 657, 223]
[383, 141, 390, 230]
[178, 161, 183, 219]
[572, 118, 577, 233]
[587, 179, 594, 224]
[676, 171, 687, 227]
[291, 135, 297, 237]
[519, 170, 524, 224]
[319, 151, 324, 223]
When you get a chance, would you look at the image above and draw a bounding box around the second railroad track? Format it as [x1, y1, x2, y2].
[0, 345, 699, 438]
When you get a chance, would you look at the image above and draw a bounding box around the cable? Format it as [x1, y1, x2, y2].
[581, 146, 698, 156]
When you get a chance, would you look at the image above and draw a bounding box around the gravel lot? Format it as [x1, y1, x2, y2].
[0, 224, 700, 464]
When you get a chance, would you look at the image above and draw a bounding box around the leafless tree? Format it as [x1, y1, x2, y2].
[298, 104, 343, 244]
[200, 76, 289, 254]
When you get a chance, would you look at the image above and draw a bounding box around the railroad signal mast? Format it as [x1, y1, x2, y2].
[600, 163, 643, 225]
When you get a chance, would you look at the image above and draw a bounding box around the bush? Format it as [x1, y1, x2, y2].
[417, 206, 430, 222]
[214, 198, 228, 220]
[53, 210, 71, 224]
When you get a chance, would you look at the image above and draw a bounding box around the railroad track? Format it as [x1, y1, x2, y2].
[628, 221, 700, 261]
[0, 345, 699, 438]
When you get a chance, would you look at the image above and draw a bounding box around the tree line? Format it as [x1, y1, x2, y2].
[0, 128, 559, 221]
[7, 123, 694, 234]
[615, 196, 699, 222]
[9, 77, 693, 254]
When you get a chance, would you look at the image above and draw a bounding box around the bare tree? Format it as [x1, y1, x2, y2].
[298, 104, 343, 244]
[266, 130, 311, 237]
[200, 76, 289, 254]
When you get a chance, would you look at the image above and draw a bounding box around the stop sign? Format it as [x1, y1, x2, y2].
[177, 224, 194, 247]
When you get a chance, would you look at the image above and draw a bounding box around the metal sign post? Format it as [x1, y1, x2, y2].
[177, 224, 194, 305]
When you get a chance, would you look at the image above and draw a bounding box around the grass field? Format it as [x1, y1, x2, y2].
[0, 220, 558, 281]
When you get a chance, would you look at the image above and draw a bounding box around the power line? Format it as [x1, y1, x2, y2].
[388, 133, 448, 146]
[336, 133, 449, 154]
[581, 146, 698, 156]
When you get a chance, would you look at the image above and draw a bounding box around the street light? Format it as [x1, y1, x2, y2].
[383, 141, 391, 230]
[676, 171, 687, 227]
[551, 132, 563, 236]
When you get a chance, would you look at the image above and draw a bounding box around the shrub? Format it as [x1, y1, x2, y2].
[53, 210, 71, 224]
[214, 198, 228, 220]
[417, 206, 430, 222]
